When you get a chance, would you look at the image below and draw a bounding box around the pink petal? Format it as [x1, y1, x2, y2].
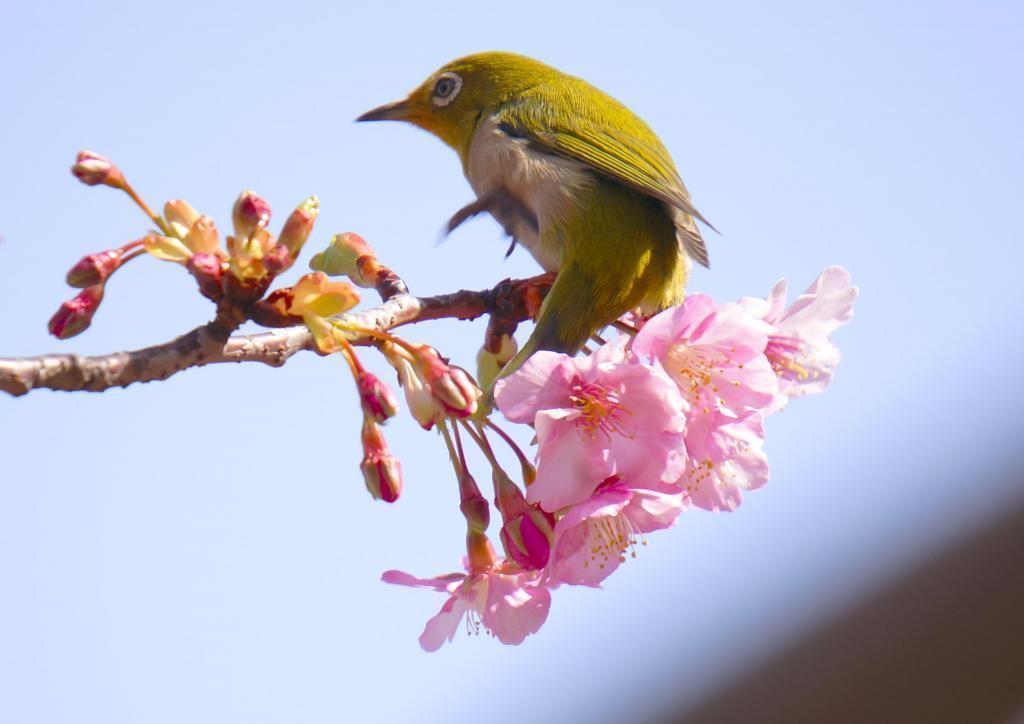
[623, 487, 686, 532]
[528, 410, 611, 511]
[482, 574, 551, 645]
[381, 569, 464, 592]
[494, 351, 575, 423]
[419, 594, 470, 652]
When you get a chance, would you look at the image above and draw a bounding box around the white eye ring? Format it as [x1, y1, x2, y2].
[430, 72, 463, 107]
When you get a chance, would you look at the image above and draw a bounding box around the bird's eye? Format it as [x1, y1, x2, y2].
[431, 72, 462, 107]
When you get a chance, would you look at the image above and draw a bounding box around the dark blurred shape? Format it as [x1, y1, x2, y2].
[666, 477, 1024, 724]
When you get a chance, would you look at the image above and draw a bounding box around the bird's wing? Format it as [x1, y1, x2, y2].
[494, 82, 713, 267]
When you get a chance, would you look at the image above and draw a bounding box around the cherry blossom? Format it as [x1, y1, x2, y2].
[545, 476, 685, 587]
[494, 344, 687, 512]
[763, 266, 858, 409]
[382, 566, 552, 651]
[631, 293, 779, 419]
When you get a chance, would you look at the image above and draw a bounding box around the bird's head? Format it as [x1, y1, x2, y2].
[357, 52, 558, 155]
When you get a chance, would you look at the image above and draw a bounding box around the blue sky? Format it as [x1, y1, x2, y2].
[1, 2, 1022, 722]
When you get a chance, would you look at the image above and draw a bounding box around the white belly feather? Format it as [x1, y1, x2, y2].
[465, 115, 592, 272]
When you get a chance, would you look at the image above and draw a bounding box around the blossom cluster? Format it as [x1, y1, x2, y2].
[384, 268, 857, 650]
[52, 150, 857, 653]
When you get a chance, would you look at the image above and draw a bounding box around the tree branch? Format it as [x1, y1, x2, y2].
[0, 274, 554, 397]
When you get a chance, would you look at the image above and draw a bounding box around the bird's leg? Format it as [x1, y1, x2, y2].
[446, 188, 539, 258]
[446, 190, 502, 235]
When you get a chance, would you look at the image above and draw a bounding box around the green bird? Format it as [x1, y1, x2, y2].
[357, 51, 713, 384]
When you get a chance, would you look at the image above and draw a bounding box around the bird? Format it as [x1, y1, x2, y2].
[357, 51, 713, 386]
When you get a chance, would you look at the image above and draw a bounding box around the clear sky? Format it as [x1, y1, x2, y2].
[1, 1, 1022, 722]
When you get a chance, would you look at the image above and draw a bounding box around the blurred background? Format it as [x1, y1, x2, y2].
[1, 1, 1022, 722]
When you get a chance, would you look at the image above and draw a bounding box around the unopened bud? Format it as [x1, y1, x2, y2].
[187, 253, 224, 301]
[308, 232, 379, 287]
[70, 150, 125, 188]
[382, 343, 445, 430]
[66, 249, 122, 288]
[163, 200, 200, 237]
[232, 190, 271, 239]
[48, 285, 104, 339]
[279, 196, 319, 258]
[356, 370, 399, 423]
[500, 507, 556, 570]
[476, 333, 518, 390]
[360, 419, 403, 503]
[413, 346, 481, 418]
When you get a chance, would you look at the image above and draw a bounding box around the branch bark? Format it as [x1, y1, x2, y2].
[0, 274, 554, 397]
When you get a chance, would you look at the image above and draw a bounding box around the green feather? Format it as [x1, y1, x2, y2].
[493, 80, 713, 267]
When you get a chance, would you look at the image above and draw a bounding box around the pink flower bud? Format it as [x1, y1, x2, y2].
[500, 507, 556, 570]
[187, 253, 224, 301]
[413, 347, 481, 418]
[65, 249, 123, 288]
[356, 370, 399, 423]
[70, 150, 125, 188]
[360, 419, 403, 503]
[279, 196, 319, 258]
[48, 285, 104, 339]
[232, 190, 271, 240]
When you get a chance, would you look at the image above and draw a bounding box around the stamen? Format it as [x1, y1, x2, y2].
[766, 335, 811, 381]
[568, 379, 630, 439]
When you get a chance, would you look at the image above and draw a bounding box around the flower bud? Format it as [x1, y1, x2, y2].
[412, 346, 481, 418]
[187, 253, 224, 301]
[66, 249, 123, 288]
[382, 343, 445, 430]
[70, 150, 125, 188]
[500, 507, 556, 570]
[279, 196, 319, 258]
[183, 215, 220, 256]
[476, 333, 518, 390]
[48, 285, 104, 339]
[356, 370, 399, 423]
[232, 190, 271, 240]
[308, 232, 379, 287]
[360, 419, 403, 503]
[163, 200, 200, 237]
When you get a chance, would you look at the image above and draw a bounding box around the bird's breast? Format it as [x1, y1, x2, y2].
[465, 115, 592, 272]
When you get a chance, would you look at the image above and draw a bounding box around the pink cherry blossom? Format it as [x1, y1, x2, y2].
[382, 565, 551, 651]
[494, 343, 687, 512]
[545, 476, 685, 587]
[678, 409, 769, 511]
[632, 294, 780, 419]
[763, 266, 858, 409]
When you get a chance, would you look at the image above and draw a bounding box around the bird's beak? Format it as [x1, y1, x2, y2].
[356, 98, 415, 123]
